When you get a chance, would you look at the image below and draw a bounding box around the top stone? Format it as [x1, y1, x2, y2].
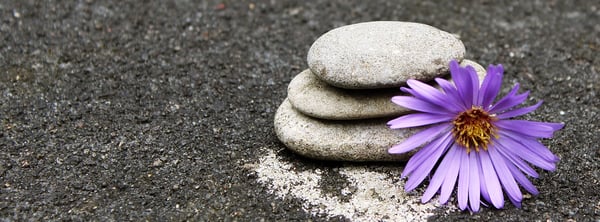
[307, 21, 466, 89]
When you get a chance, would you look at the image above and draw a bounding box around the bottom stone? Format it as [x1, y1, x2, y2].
[274, 99, 417, 161]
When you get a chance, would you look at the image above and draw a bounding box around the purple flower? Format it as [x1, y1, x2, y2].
[388, 60, 563, 212]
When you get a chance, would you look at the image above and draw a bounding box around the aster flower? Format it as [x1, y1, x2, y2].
[388, 60, 563, 212]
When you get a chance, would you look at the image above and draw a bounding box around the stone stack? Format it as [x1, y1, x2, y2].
[274, 21, 487, 162]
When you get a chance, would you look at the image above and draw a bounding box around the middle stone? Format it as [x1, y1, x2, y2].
[287, 59, 487, 120]
[288, 69, 410, 120]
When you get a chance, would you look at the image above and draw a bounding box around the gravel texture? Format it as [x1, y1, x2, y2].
[0, 0, 598, 221]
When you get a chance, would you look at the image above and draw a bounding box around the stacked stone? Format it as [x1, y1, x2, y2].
[274, 21, 487, 162]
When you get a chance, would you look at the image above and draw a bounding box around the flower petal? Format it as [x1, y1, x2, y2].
[494, 139, 540, 178]
[400, 86, 412, 94]
[421, 144, 457, 203]
[520, 139, 560, 162]
[496, 101, 543, 119]
[404, 132, 453, 192]
[495, 91, 530, 113]
[548, 122, 565, 131]
[450, 60, 475, 107]
[406, 79, 464, 112]
[457, 152, 470, 210]
[435, 77, 466, 110]
[489, 147, 523, 206]
[391, 96, 454, 115]
[478, 64, 504, 108]
[389, 124, 450, 154]
[465, 65, 481, 106]
[439, 145, 461, 204]
[401, 133, 447, 177]
[506, 161, 540, 195]
[469, 153, 481, 212]
[478, 157, 491, 204]
[479, 150, 504, 209]
[497, 133, 557, 171]
[388, 113, 452, 129]
[495, 120, 562, 138]
[490, 88, 529, 113]
[502, 131, 560, 162]
[507, 190, 522, 209]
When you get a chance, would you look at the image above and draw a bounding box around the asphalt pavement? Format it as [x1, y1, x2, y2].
[0, 0, 598, 221]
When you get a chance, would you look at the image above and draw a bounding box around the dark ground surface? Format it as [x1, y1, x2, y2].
[0, 0, 598, 221]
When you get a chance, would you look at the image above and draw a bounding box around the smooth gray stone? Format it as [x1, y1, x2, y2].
[274, 99, 416, 161]
[307, 21, 465, 89]
[287, 69, 409, 120]
[287, 60, 486, 120]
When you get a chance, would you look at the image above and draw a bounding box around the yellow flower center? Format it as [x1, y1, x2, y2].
[452, 107, 498, 153]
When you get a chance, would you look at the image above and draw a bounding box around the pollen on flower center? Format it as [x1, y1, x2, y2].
[452, 107, 498, 153]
